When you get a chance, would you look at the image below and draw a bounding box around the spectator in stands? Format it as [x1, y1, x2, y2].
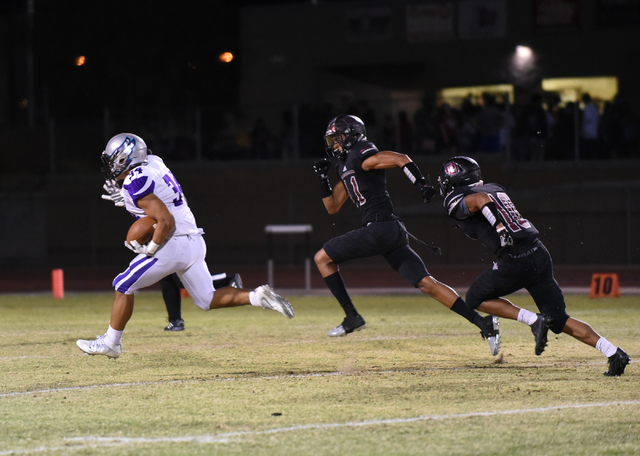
[522, 93, 548, 161]
[438, 103, 459, 154]
[580, 93, 601, 159]
[475, 93, 504, 153]
[547, 102, 577, 161]
[412, 95, 439, 154]
[379, 114, 397, 150]
[250, 117, 275, 159]
[457, 97, 479, 154]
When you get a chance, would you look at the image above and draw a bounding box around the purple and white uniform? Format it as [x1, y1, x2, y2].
[113, 155, 215, 310]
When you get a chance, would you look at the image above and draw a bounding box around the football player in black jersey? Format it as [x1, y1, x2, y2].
[438, 156, 629, 376]
[313, 114, 501, 356]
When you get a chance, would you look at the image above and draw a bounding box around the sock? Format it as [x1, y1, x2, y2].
[212, 273, 232, 289]
[105, 325, 123, 347]
[595, 337, 618, 358]
[160, 274, 182, 321]
[450, 297, 484, 328]
[249, 290, 259, 307]
[324, 272, 359, 319]
[517, 309, 538, 326]
[211, 272, 228, 281]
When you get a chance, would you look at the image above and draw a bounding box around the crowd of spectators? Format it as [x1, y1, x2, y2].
[144, 91, 639, 163]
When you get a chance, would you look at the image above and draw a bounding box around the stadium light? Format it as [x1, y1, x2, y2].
[219, 52, 234, 63]
[515, 45, 533, 60]
[509, 45, 537, 86]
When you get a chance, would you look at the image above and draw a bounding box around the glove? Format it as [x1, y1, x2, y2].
[419, 182, 436, 204]
[313, 158, 331, 179]
[313, 157, 333, 198]
[418, 174, 436, 204]
[102, 179, 125, 207]
[124, 240, 160, 257]
[497, 226, 513, 247]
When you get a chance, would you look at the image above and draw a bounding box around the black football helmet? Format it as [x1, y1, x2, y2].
[437, 156, 483, 197]
[324, 114, 366, 160]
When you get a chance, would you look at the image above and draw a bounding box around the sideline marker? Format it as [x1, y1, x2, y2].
[180, 289, 190, 298]
[589, 273, 620, 298]
[52, 269, 64, 299]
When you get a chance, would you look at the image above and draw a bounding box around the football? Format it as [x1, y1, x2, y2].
[126, 217, 157, 245]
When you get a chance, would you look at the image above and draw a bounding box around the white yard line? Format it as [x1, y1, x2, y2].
[2, 400, 639, 455]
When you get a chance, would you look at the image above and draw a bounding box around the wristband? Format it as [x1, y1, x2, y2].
[402, 162, 425, 185]
[147, 240, 160, 256]
[319, 177, 332, 198]
[481, 202, 501, 227]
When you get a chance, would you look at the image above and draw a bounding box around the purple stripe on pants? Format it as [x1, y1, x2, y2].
[113, 256, 159, 293]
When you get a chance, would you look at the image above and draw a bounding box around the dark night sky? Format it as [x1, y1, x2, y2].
[11, 0, 354, 119]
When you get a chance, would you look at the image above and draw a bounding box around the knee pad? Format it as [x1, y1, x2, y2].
[463, 289, 483, 310]
[549, 313, 569, 334]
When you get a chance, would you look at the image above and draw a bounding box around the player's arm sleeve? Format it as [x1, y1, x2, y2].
[445, 193, 471, 218]
[123, 172, 156, 208]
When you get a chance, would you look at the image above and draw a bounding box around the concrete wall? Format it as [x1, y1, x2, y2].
[4, 156, 635, 270]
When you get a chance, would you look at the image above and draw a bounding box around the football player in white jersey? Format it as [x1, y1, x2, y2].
[77, 133, 294, 358]
[101, 177, 243, 332]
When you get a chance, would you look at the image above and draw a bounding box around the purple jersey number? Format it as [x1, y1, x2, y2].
[163, 173, 184, 207]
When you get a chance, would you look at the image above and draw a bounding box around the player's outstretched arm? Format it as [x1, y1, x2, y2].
[362, 150, 410, 170]
[364, 151, 436, 203]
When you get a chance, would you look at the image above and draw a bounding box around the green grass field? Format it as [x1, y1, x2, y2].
[1, 291, 639, 455]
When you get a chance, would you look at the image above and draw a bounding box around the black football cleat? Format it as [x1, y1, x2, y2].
[229, 273, 243, 289]
[327, 314, 366, 337]
[604, 348, 630, 377]
[164, 319, 185, 332]
[531, 314, 552, 356]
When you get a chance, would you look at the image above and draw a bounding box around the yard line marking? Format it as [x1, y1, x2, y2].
[0, 373, 344, 397]
[2, 400, 639, 455]
[0, 359, 610, 398]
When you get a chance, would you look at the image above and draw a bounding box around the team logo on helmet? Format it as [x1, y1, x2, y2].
[113, 137, 136, 158]
[444, 161, 462, 176]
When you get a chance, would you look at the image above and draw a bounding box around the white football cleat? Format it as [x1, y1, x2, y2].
[76, 334, 122, 359]
[480, 315, 501, 356]
[254, 285, 294, 319]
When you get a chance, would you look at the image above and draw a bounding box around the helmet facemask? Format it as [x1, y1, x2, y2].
[101, 133, 148, 179]
[324, 131, 348, 160]
[323, 115, 366, 160]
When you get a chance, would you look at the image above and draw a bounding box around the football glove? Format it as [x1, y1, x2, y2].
[497, 226, 514, 247]
[313, 157, 333, 198]
[102, 179, 125, 207]
[419, 182, 436, 204]
[124, 240, 160, 257]
[419, 174, 436, 203]
[313, 157, 331, 179]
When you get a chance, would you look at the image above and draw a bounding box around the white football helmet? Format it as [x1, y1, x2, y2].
[100, 133, 148, 179]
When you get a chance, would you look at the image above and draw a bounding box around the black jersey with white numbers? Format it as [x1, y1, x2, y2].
[333, 139, 395, 226]
[443, 182, 539, 257]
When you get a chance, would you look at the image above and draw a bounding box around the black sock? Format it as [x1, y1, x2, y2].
[160, 274, 182, 321]
[324, 272, 359, 319]
[212, 272, 231, 288]
[450, 297, 484, 329]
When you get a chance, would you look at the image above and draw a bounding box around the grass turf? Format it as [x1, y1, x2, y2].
[1, 292, 639, 455]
